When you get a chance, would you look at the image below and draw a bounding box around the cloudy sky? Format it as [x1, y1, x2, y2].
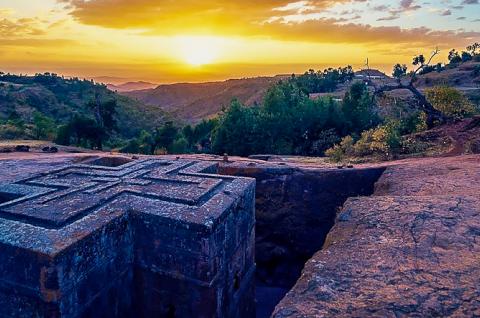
[0, 0, 479, 83]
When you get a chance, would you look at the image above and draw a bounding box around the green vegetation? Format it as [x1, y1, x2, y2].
[323, 42, 480, 162]
[121, 80, 379, 157]
[2, 43, 479, 162]
[325, 86, 478, 162]
[448, 43, 480, 66]
[120, 119, 219, 155]
[288, 66, 354, 94]
[325, 114, 426, 161]
[32, 111, 56, 140]
[121, 41, 480, 159]
[0, 72, 167, 147]
[425, 86, 477, 120]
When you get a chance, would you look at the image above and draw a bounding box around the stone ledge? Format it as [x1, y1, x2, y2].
[274, 195, 480, 317]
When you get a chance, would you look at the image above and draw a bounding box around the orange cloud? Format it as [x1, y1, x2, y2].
[60, 0, 353, 33]
[262, 19, 479, 48]
[60, 0, 478, 49]
[0, 17, 46, 37]
[1, 0, 477, 82]
[0, 16, 75, 49]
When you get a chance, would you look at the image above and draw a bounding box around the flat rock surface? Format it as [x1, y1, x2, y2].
[374, 155, 480, 197]
[274, 155, 480, 318]
[0, 153, 101, 182]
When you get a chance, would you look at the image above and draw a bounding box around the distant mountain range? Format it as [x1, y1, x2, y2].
[106, 81, 159, 92]
[123, 75, 288, 123]
[3, 62, 478, 137]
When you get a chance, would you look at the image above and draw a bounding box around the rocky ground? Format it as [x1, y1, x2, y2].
[273, 154, 480, 317]
[1, 144, 480, 317]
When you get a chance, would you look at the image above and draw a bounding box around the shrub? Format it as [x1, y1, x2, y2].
[0, 124, 25, 140]
[435, 63, 445, 73]
[120, 138, 141, 154]
[170, 137, 189, 154]
[327, 123, 402, 161]
[353, 129, 375, 156]
[396, 112, 428, 135]
[419, 65, 435, 75]
[32, 111, 56, 140]
[425, 86, 477, 120]
[461, 51, 473, 63]
[325, 135, 354, 162]
[309, 129, 341, 156]
[371, 124, 401, 158]
[415, 112, 429, 132]
[466, 139, 480, 154]
[448, 49, 462, 65]
[325, 144, 345, 163]
[401, 137, 430, 154]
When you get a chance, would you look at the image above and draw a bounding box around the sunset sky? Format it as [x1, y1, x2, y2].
[1, 0, 479, 84]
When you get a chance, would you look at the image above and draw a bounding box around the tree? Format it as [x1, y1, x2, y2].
[121, 138, 141, 154]
[7, 110, 24, 128]
[55, 124, 72, 145]
[87, 97, 117, 132]
[392, 64, 407, 79]
[170, 137, 189, 154]
[138, 130, 155, 154]
[342, 82, 379, 134]
[412, 55, 425, 66]
[55, 115, 104, 149]
[461, 51, 473, 63]
[83, 96, 118, 149]
[152, 122, 179, 153]
[466, 43, 480, 56]
[289, 66, 354, 94]
[212, 100, 258, 156]
[448, 49, 462, 64]
[367, 48, 446, 128]
[182, 125, 195, 148]
[99, 99, 117, 131]
[189, 119, 218, 152]
[32, 112, 56, 140]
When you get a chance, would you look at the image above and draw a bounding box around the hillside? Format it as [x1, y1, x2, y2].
[0, 73, 168, 140]
[106, 81, 158, 92]
[124, 62, 480, 124]
[125, 76, 287, 123]
[313, 61, 480, 101]
[415, 61, 480, 88]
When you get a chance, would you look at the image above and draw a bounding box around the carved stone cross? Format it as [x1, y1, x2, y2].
[0, 158, 255, 317]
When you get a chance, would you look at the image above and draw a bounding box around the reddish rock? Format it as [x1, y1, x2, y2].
[0, 157, 255, 317]
[274, 155, 480, 317]
[220, 164, 385, 288]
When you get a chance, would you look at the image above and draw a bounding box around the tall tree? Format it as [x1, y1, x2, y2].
[152, 122, 179, 153]
[366, 48, 446, 128]
[466, 43, 479, 56]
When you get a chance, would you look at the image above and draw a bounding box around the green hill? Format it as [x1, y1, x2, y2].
[0, 73, 169, 145]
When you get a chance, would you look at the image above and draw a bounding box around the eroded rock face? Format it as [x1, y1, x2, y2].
[0, 158, 255, 317]
[220, 165, 385, 289]
[274, 155, 480, 317]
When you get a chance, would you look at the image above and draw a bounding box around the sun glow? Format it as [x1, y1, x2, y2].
[176, 36, 222, 66]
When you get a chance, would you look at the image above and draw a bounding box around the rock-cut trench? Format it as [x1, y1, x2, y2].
[220, 164, 386, 317]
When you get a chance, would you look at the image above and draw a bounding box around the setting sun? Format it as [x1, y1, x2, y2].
[0, 1, 480, 318]
[176, 36, 222, 66]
